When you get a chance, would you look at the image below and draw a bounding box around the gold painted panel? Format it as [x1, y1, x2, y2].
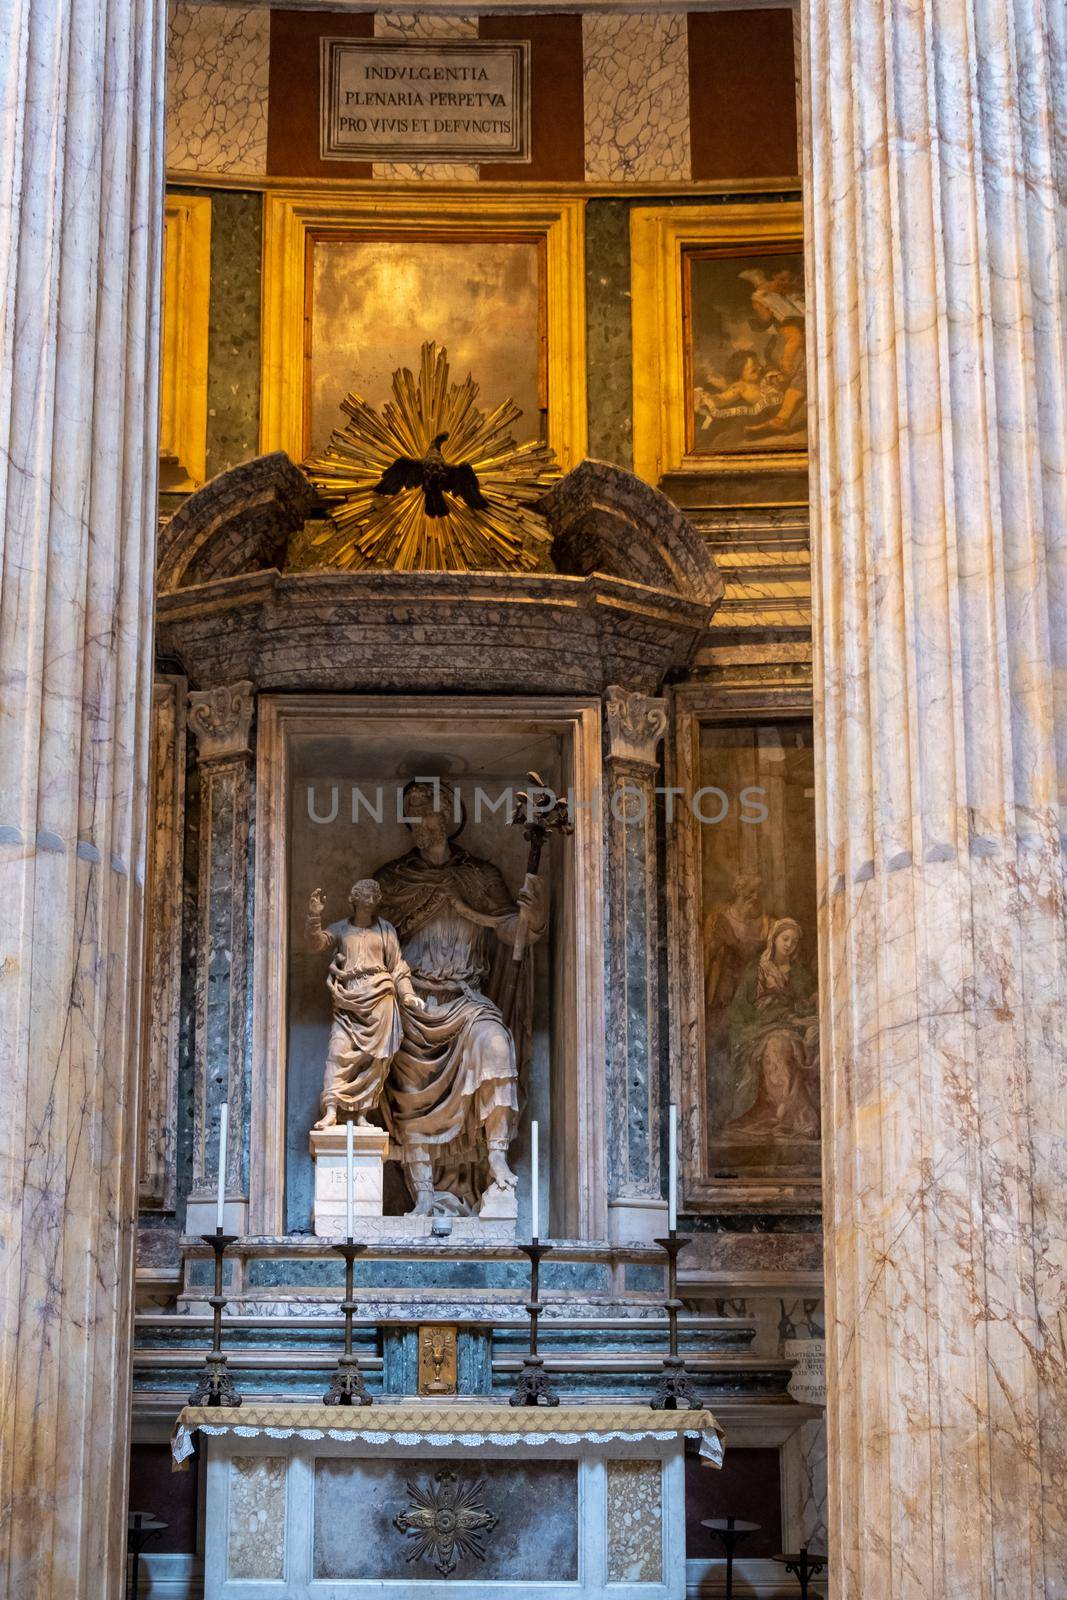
[307, 237, 543, 457]
[261, 189, 586, 471]
[160, 193, 211, 491]
[630, 202, 804, 486]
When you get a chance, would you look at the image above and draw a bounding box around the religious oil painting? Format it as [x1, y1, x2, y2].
[684, 246, 807, 457]
[699, 722, 819, 1177]
[306, 235, 545, 457]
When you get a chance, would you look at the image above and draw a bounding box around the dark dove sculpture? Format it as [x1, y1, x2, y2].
[373, 431, 489, 519]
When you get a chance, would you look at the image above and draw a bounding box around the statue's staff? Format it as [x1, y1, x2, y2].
[510, 772, 572, 962]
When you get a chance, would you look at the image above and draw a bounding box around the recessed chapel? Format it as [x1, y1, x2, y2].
[1, 0, 1064, 1596]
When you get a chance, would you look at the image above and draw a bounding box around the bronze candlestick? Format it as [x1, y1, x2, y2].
[188, 1231, 241, 1407]
[651, 1230, 700, 1409]
[509, 1240, 559, 1406]
[324, 1239, 373, 1406]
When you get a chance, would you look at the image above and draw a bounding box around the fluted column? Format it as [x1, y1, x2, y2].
[801, 0, 1067, 1594]
[0, 0, 166, 1594]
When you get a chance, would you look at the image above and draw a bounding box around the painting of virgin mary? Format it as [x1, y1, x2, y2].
[721, 918, 820, 1142]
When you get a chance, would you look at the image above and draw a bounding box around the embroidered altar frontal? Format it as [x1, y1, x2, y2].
[180, 1404, 722, 1598]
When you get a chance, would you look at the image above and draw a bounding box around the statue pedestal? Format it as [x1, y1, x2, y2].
[309, 1125, 390, 1239]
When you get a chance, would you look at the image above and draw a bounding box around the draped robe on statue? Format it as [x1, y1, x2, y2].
[319, 918, 413, 1119]
[375, 845, 534, 1208]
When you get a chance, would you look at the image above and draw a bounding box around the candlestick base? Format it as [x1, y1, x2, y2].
[189, 1353, 242, 1408]
[323, 1356, 373, 1407]
[651, 1355, 701, 1410]
[508, 1355, 560, 1408]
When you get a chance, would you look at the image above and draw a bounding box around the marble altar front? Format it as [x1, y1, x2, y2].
[177, 1404, 722, 1599]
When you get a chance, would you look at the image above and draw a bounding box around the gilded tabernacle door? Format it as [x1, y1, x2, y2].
[251, 696, 604, 1242]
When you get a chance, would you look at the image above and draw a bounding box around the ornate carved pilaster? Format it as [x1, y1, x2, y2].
[802, 0, 1067, 1589]
[186, 681, 254, 1233]
[602, 687, 669, 1241]
[0, 0, 167, 1590]
[139, 677, 188, 1211]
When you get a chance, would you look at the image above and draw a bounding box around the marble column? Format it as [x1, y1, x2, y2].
[0, 0, 166, 1593]
[801, 0, 1067, 1593]
[186, 682, 255, 1234]
[603, 686, 670, 1243]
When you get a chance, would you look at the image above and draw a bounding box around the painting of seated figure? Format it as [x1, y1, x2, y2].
[699, 721, 820, 1179]
[684, 244, 807, 459]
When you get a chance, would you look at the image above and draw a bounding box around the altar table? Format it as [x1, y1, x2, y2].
[174, 1403, 724, 1599]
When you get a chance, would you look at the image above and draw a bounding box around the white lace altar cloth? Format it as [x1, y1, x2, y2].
[171, 1402, 724, 1468]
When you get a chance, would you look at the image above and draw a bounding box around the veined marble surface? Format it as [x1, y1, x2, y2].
[802, 0, 1067, 1591]
[582, 13, 691, 181]
[167, 5, 269, 176]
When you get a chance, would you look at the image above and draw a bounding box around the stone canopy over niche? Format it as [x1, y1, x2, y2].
[156, 454, 724, 697]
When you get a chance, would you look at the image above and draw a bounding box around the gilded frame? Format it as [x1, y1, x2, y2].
[666, 683, 821, 1213]
[630, 201, 804, 486]
[160, 192, 211, 491]
[260, 189, 587, 471]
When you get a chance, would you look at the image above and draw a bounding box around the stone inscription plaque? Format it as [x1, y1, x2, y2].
[320, 38, 531, 162]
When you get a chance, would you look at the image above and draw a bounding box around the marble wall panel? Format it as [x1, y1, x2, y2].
[313, 1458, 578, 1580]
[783, 1417, 828, 1553]
[227, 1456, 287, 1580]
[204, 191, 263, 478]
[167, 5, 269, 176]
[371, 13, 480, 181]
[582, 14, 691, 182]
[585, 200, 634, 469]
[606, 1459, 663, 1583]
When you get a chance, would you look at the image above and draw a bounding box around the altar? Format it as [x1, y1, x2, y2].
[175, 1403, 723, 1599]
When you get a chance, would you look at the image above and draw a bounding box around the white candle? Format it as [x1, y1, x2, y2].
[346, 1118, 354, 1241]
[668, 1103, 678, 1232]
[531, 1120, 540, 1241]
[215, 1102, 228, 1232]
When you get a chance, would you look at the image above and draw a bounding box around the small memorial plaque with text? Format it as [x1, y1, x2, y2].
[321, 38, 531, 163]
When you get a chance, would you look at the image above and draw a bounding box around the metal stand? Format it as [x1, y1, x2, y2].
[509, 1240, 559, 1406]
[651, 1231, 701, 1409]
[773, 1546, 828, 1598]
[702, 1518, 760, 1600]
[188, 1231, 241, 1406]
[324, 1239, 373, 1406]
[126, 1512, 166, 1599]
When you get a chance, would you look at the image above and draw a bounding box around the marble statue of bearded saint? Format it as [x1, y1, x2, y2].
[375, 781, 547, 1216]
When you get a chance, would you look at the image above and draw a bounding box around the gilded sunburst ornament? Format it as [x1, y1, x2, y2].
[393, 1468, 499, 1576]
[297, 341, 559, 572]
